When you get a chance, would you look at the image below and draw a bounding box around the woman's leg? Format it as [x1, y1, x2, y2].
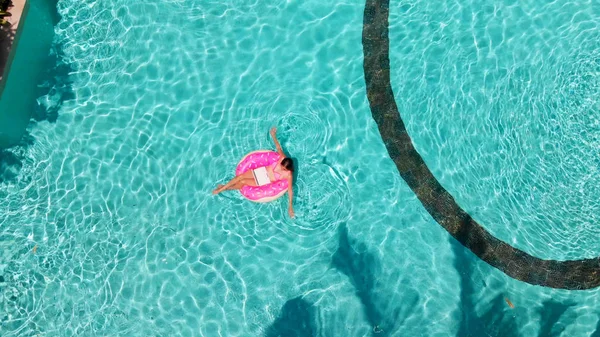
[213, 171, 255, 194]
[213, 177, 239, 194]
[227, 178, 256, 191]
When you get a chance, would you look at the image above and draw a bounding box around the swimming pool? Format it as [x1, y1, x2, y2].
[0, 0, 598, 336]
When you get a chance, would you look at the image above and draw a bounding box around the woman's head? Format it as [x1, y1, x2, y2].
[281, 157, 294, 172]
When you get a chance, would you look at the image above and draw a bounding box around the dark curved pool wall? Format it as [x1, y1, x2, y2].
[362, 0, 600, 290]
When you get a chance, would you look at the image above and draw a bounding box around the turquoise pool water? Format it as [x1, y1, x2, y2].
[0, 0, 598, 336]
[390, 0, 600, 262]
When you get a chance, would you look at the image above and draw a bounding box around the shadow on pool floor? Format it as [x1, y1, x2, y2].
[263, 225, 600, 337]
[263, 224, 420, 336]
[0, 132, 33, 183]
[451, 235, 579, 337]
[332, 223, 419, 336]
[592, 320, 600, 337]
[264, 297, 317, 337]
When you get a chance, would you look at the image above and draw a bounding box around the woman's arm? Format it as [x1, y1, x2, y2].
[270, 127, 285, 157]
[287, 177, 294, 218]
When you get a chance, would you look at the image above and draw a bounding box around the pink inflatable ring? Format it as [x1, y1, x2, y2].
[235, 150, 289, 203]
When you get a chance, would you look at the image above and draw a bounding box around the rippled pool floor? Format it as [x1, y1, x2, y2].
[1, 0, 599, 336]
[390, 0, 600, 261]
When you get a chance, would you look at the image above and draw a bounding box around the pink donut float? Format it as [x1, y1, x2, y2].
[235, 150, 289, 203]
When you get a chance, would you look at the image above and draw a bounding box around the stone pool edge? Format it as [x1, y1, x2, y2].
[361, 0, 600, 290]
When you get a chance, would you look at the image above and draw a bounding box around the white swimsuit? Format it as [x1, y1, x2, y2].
[252, 166, 270, 186]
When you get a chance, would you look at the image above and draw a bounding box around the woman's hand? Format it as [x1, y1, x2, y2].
[288, 207, 295, 218]
[270, 127, 285, 156]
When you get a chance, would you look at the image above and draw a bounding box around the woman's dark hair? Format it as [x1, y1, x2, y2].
[281, 157, 294, 172]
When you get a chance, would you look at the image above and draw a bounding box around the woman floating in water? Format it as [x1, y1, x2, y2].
[213, 127, 295, 218]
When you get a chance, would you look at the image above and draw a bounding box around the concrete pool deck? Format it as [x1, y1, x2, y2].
[0, 0, 28, 94]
